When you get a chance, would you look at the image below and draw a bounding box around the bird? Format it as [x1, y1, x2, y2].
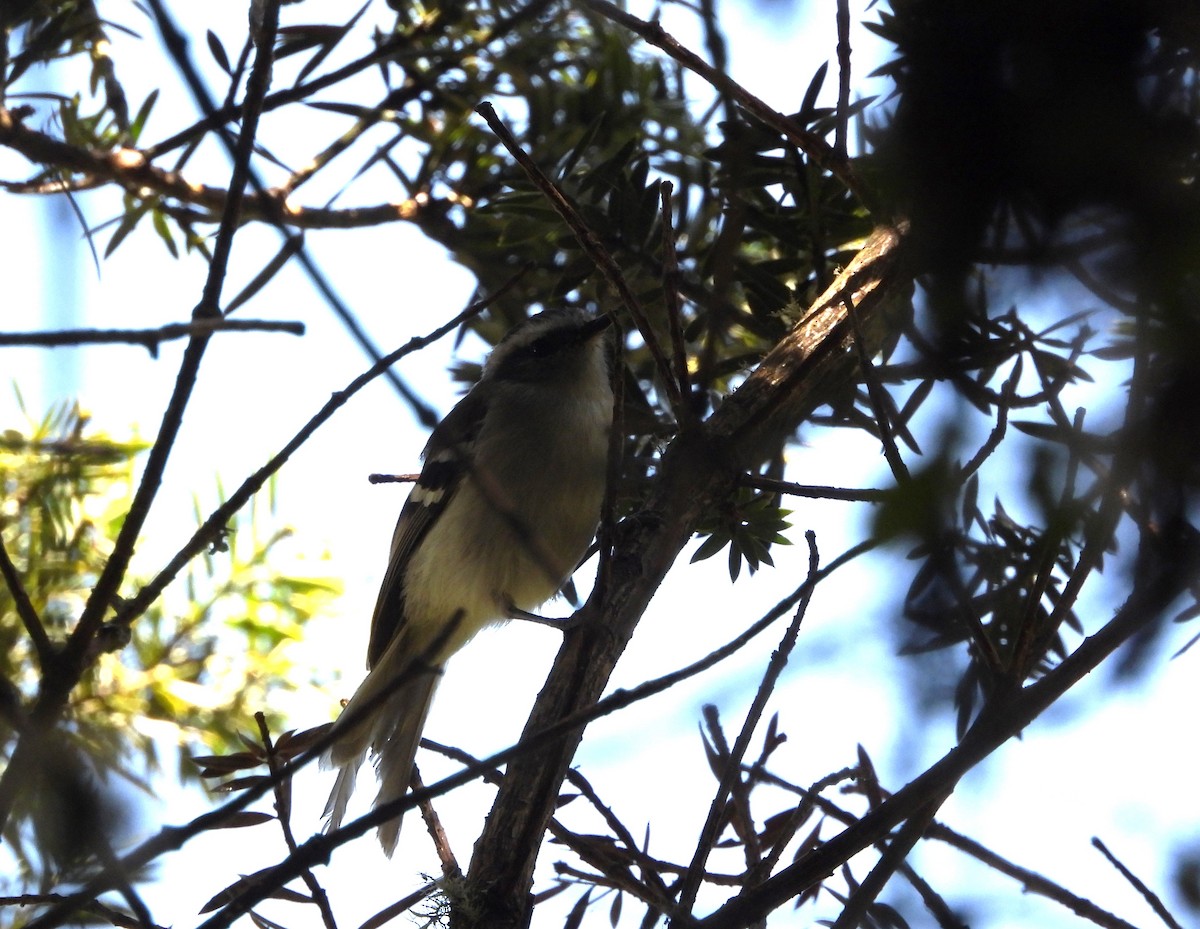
[324, 308, 615, 855]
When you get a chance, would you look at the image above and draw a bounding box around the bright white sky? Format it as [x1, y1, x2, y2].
[2, 2, 1196, 927]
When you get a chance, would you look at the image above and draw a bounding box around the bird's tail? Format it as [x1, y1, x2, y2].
[323, 658, 440, 856]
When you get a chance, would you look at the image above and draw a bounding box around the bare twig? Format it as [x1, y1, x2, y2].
[0, 109, 448, 229]
[91, 834, 157, 929]
[0, 319, 304, 354]
[426, 739, 676, 911]
[896, 860, 966, 929]
[960, 357, 1021, 480]
[224, 238, 306, 315]
[695, 527, 1199, 929]
[355, 882, 439, 929]
[474, 102, 684, 417]
[740, 474, 888, 503]
[697, 0, 736, 126]
[847, 298, 911, 483]
[1092, 837, 1184, 929]
[760, 775, 1143, 929]
[255, 714, 338, 929]
[24, 529, 868, 929]
[188, 557, 856, 929]
[412, 766, 462, 881]
[25, 614, 459, 929]
[0, 895, 168, 929]
[677, 532, 820, 916]
[562, 767, 675, 907]
[0, 536, 54, 671]
[829, 797, 944, 929]
[368, 472, 421, 484]
[835, 0, 851, 157]
[659, 182, 694, 424]
[578, 0, 866, 205]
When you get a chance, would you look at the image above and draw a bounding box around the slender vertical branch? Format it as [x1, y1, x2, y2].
[659, 182, 694, 425]
[1092, 838, 1185, 929]
[835, 0, 851, 157]
[474, 102, 685, 418]
[255, 714, 338, 929]
[0, 0, 285, 834]
[0, 536, 53, 670]
[676, 532, 820, 917]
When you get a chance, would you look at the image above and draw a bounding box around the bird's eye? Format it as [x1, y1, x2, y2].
[528, 331, 570, 357]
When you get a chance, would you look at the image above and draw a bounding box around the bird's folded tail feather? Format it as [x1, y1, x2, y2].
[322, 660, 441, 856]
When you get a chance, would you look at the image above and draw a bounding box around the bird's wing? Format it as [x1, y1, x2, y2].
[365, 387, 489, 668]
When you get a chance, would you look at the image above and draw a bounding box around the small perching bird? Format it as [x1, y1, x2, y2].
[324, 308, 616, 855]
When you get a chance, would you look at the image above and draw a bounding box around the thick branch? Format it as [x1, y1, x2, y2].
[457, 222, 911, 929]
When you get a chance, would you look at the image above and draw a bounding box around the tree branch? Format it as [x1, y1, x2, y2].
[578, 0, 867, 207]
[457, 222, 911, 929]
[676, 531, 820, 916]
[0, 319, 304, 354]
[474, 102, 684, 417]
[0, 535, 54, 672]
[0, 0, 284, 835]
[696, 526, 1200, 928]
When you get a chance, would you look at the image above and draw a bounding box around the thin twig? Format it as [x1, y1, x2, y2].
[25, 528, 855, 929]
[255, 714, 338, 929]
[761, 776, 1143, 929]
[224, 238, 306, 316]
[474, 102, 684, 417]
[677, 532, 820, 917]
[659, 182, 693, 423]
[412, 766, 462, 881]
[368, 472, 421, 484]
[960, 357, 1021, 480]
[189, 554, 862, 929]
[355, 882, 439, 929]
[701, 704, 761, 868]
[578, 0, 865, 205]
[740, 474, 888, 502]
[697, 0, 736, 126]
[696, 517, 1200, 929]
[0, 319, 304, 354]
[91, 834, 156, 929]
[1092, 837, 1184, 929]
[562, 767, 674, 907]
[25, 614, 460, 929]
[847, 299, 910, 483]
[896, 863, 967, 929]
[0, 536, 54, 671]
[0, 895, 169, 929]
[830, 797, 944, 929]
[834, 0, 851, 157]
[748, 766, 857, 881]
[126, 1, 437, 424]
[426, 739, 677, 911]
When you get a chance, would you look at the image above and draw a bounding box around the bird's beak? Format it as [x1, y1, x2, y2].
[580, 314, 614, 340]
